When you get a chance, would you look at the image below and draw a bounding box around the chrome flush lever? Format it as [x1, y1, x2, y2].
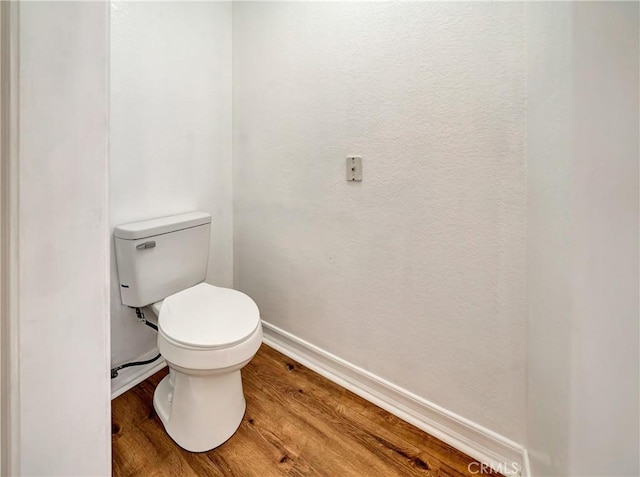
[136, 241, 156, 250]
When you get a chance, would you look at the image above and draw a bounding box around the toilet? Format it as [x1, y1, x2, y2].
[114, 211, 262, 452]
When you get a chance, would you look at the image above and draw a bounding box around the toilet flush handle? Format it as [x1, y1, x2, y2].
[136, 241, 156, 250]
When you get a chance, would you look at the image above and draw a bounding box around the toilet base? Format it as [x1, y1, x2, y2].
[153, 367, 246, 452]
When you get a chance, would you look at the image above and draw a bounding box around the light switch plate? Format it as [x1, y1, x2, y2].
[346, 156, 362, 182]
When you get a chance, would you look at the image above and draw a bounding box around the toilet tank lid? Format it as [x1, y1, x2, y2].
[114, 212, 211, 240]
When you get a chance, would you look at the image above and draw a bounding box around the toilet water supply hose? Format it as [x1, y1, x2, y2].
[110, 308, 162, 379]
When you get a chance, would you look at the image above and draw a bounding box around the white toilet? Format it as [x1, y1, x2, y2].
[114, 211, 262, 452]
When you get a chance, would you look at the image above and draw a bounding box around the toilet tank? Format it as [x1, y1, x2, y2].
[114, 212, 211, 307]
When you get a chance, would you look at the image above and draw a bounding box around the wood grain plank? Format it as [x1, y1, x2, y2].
[112, 344, 497, 477]
[243, 351, 437, 476]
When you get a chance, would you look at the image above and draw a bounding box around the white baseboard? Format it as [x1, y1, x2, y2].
[521, 449, 531, 477]
[261, 321, 526, 476]
[110, 349, 167, 400]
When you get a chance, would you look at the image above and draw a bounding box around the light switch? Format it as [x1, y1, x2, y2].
[346, 156, 362, 182]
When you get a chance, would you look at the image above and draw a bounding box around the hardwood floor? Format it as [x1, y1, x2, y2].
[112, 344, 495, 477]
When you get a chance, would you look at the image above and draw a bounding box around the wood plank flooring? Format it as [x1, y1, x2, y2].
[112, 344, 495, 477]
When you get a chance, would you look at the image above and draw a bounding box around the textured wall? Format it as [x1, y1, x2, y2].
[110, 1, 233, 367]
[18, 2, 111, 474]
[233, 2, 527, 442]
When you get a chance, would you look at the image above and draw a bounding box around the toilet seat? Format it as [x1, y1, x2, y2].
[157, 323, 263, 372]
[154, 282, 260, 350]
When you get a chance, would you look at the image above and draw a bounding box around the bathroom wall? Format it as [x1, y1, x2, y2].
[525, 4, 573, 474]
[527, 2, 640, 475]
[17, 1, 111, 474]
[110, 2, 233, 368]
[569, 4, 639, 473]
[233, 2, 527, 443]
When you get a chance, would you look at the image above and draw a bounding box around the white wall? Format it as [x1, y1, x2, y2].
[526, 4, 573, 473]
[569, 5, 639, 473]
[17, 2, 111, 475]
[527, 2, 640, 476]
[233, 2, 527, 442]
[110, 1, 233, 368]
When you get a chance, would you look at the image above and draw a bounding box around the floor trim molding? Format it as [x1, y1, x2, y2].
[111, 349, 166, 400]
[262, 321, 525, 476]
[521, 449, 531, 477]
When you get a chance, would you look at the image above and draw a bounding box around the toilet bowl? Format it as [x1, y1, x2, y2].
[148, 283, 262, 452]
[114, 211, 262, 453]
